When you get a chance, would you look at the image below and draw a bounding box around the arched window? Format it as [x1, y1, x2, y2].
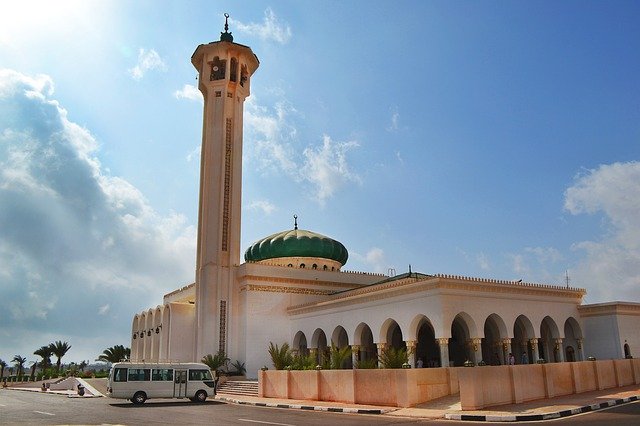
[624, 343, 632, 359]
[312, 264, 318, 270]
[323, 265, 328, 271]
[240, 64, 248, 87]
[300, 264, 305, 269]
[230, 58, 238, 82]
[210, 57, 226, 81]
[331, 267, 335, 271]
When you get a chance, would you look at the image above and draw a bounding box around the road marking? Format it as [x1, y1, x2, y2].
[237, 419, 295, 426]
[33, 411, 55, 416]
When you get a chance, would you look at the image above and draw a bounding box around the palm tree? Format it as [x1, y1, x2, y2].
[49, 341, 71, 373]
[34, 346, 53, 370]
[201, 350, 230, 374]
[12, 355, 27, 378]
[0, 359, 7, 379]
[267, 342, 292, 370]
[97, 345, 130, 363]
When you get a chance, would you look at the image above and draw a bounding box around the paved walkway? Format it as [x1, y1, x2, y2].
[6, 379, 640, 421]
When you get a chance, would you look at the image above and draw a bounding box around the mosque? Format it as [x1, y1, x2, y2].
[130, 18, 639, 378]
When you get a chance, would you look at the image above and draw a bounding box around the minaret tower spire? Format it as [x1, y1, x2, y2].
[191, 14, 259, 360]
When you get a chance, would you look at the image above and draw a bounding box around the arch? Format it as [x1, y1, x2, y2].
[482, 313, 508, 365]
[293, 331, 308, 356]
[412, 315, 440, 368]
[566, 346, 576, 362]
[624, 343, 632, 359]
[160, 305, 171, 361]
[330, 326, 352, 368]
[131, 314, 141, 361]
[379, 318, 405, 348]
[449, 313, 476, 366]
[540, 316, 560, 362]
[513, 315, 535, 364]
[353, 323, 376, 364]
[310, 328, 328, 365]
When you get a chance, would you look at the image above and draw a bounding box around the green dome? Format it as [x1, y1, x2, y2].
[244, 229, 348, 265]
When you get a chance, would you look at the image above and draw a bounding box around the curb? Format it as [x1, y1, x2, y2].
[215, 395, 392, 414]
[444, 395, 639, 422]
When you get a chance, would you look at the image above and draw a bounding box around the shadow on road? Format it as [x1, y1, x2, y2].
[110, 400, 226, 408]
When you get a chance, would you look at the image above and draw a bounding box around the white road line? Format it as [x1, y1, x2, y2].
[237, 419, 295, 426]
[33, 411, 55, 416]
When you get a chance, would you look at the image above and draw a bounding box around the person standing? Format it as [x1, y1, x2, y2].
[508, 353, 515, 365]
[416, 358, 424, 368]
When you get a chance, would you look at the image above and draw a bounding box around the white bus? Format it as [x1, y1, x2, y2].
[107, 362, 216, 404]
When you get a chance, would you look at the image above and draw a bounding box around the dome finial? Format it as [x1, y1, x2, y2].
[220, 13, 234, 42]
[293, 214, 298, 230]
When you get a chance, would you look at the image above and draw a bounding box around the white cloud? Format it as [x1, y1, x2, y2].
[564, 161, 640, 302]
[249, 200, 276, 215]
[233, 8, 292, 44]
[476, 252, 490, 271]
[186, 145, 200, 163]
[351, 247, 387, 274]
[387, 106, 400, 132]
[129, 48, 167, 80]
[300, 135, 361, 205]
[174, 84, 202, 103]
[0, 69, 195, 363]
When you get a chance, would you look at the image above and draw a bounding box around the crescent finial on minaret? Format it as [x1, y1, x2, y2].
[220, 13, 234, 42]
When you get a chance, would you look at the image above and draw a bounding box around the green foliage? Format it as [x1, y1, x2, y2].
[97, 345, 131, 363]
[268, 342, 293, 370]
[330, 345, 352, 370]
[290, 353, 316, 370]
[11, 355, 27, 377]
[201, 350, 230, 373]
[378, 347, 409, 369]
[34, 346, 53, 369]
[229, 360, 246, 376]
[49, 341, 71, 373]
[0, 359, 6, 379]
[355, 358, 378, 369]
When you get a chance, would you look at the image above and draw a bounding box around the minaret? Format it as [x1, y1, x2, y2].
[191, 14, 259, 359]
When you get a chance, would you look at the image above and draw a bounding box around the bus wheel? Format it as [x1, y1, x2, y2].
[132, 391, 147, 405]
[194, 390, 207, 403]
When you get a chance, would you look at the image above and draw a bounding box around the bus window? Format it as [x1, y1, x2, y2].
[128, 368, 151, 381]
[113, 367, 128, 382]
[152, 368, 174, 381]
[188, 369, 212, 381]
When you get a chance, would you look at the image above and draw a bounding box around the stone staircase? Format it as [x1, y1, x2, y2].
[217, 380, 259, 397]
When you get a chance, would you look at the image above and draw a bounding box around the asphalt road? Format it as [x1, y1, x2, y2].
[1, 389, 639, 425]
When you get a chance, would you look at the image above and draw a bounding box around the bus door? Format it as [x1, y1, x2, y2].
[174, 369, 187, 398]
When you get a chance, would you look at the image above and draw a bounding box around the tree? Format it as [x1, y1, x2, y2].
[0, 359, 7, 379]
[12, 355, 27, 377]
[267, 342, 293, 370]
[378, 346, 409, 369]
[201, 351, 230, 374]
[34, 345, 53, 369]
[50, 341, 71, 373]
[329, 345, 352, 370]
[97, 345, 130, 363]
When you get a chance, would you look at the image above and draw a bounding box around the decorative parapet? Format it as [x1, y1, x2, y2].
[433, 273, 586, 294]
[578, 301, 640, 317]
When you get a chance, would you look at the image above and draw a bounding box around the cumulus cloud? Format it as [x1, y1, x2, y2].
[387, 106, 400, 132]
[351, 247, 388, 273]
[248, 200, 276, 215]
[564, 161, 640, 301]
[129, 48, 167, 80]
[0, 69, 195, 362]
[233, 8, 292, 44]
[300, 135, 361, 205]
[174, 84, 202, 103]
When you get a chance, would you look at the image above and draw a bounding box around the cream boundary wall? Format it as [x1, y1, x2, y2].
[458, 359, 640, 410]
[259, 360, 640, 409]
[259, 367, 462, 408]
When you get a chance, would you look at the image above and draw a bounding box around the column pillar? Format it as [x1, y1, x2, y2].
[555, 339, 565, 362]
[437, 338, 449, 368]
[577, 339, 585, 361]
[351, 345, 360, 368]
[530, 338, 540, 363]
[503, 338, 513, 364]
[376, 343, 387, 368]
[405, 340, 416, 368]
[471, 338, 483, 364]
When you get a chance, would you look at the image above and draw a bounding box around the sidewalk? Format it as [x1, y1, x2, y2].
[216, 385, 640, 421]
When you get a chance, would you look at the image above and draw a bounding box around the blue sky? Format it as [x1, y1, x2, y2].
[1, 1, 639, 364]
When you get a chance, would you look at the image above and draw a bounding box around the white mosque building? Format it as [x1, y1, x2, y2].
[131, 19, 640, 378]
